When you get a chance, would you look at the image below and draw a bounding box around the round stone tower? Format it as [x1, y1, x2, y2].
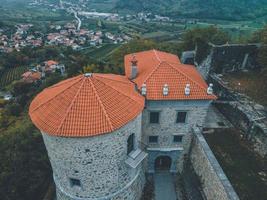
[29, 73, 146, 200]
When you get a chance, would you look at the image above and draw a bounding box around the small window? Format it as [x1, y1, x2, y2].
[149, 136, 158, 143]
[173, 135, 183, 143]
[150, 112, 160, 123]
[176, 112, 187, 123]
[127, 133, 135, 155]
[70, 178, 81, 187]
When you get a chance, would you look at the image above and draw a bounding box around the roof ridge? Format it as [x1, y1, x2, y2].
[140, 61, 163, 88]
[48, 75, 81, 89]
[95, 74, 130, 85]
[94, 76, 144, 107]
[153, 49, 162, 62]
[89, 78, 114, 131]
[56, 77, 87, 134]
[166, 62, 209, 92]
[30, 76, 83, 113]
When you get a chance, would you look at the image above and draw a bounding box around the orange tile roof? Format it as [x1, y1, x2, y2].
[125, 49, 217, 100]
[29, 73, 145, 137]
[46, 60, 58, 66]
[22, 71, 41, 83]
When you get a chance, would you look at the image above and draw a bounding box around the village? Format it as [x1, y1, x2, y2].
[0, 21, 132, 53]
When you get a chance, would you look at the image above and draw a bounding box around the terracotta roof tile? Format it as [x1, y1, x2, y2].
[125, 49, 217, 100]
[29, 74, 144, 137]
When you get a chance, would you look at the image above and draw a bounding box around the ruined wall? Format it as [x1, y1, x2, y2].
[194, 44, 261, 79]
[210, 44, 260, 73]
[190, 127, 239, 200]
[208, 74, 267, 157]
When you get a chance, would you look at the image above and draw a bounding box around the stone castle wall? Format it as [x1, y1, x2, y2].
[142, 100, 211, 172]
[42, 114, 145, 200]
[194, 43, 261, 79]
[190, 127, 239, 200]
[209, 74, 267, 157]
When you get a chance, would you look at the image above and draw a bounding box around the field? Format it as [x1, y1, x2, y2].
[79, 43, 120, 61]
[0, 66, 28, 88]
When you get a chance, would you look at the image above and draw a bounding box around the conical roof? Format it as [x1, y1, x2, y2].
[29, 73, 144, 137]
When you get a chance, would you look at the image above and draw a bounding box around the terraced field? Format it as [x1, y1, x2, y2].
[0, 66, 28, 88]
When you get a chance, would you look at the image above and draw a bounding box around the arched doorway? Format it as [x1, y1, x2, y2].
[154, 156, 172, 171]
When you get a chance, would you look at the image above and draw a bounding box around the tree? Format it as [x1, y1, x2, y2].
[5, 103, 23, 117]
[0, 117, 51, 200]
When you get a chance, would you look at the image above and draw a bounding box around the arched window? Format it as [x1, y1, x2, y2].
[127, 133, 135, 155]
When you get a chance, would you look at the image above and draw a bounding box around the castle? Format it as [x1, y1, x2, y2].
[29, 50, 216, 200]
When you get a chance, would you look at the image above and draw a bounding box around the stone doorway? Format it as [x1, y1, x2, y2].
[155, 156, 172, 171]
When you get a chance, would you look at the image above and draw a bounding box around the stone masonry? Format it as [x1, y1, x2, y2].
[190, 127, 239, 200]
[42, 114, 144, 200]
[142, 100, 211, 173]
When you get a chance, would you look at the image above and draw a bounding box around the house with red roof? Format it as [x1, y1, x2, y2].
[29, 50, 216, 200]
[42, 60, 65, 75]
[21, 70, 41, 83]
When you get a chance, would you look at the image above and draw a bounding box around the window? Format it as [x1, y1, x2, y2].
[127, 133, 135, 155]
[70, 178, 81, 187]
[150, 112, 160, 123]
[176, 112, 187, 123]
[173, 135, 183, 143]
[149, 136, 158, 143]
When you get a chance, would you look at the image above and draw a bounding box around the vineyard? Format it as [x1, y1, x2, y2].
[0, 66, 28, 88]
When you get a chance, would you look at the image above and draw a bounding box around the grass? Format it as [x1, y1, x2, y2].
[223, 70, 267, 106]
[204, 128, 267, 200]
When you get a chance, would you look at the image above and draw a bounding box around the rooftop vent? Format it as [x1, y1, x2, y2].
[130, 54, 138, 80]
[185, 84, 190, 96]
[84, 73, 92, 77]
[141, 83, 147, 96]
[163, 84, 169, 96]
[207, 83, 213, 95]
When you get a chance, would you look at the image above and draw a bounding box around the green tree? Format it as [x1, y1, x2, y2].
[0, 117, 51, 200]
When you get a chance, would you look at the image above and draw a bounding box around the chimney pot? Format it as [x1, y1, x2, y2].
[207, 83, 213, 95]
[185, 84, 190, 96]
[163, 84, 169, 96]
[141, 83, 147, 96]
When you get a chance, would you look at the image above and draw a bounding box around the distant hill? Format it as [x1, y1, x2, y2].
[115, 0, 267, 20]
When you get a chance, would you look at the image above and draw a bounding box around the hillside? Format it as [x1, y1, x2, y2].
[115, 0, 267, 20]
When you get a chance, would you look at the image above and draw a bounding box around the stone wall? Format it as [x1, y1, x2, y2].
[142, 100, 211, 172]
[190, 127, 239, 200]
[194, 43, 261, 79]
[42, 114, 145, 200]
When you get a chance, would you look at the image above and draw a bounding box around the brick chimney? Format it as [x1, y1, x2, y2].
[130, 54, 138, 80]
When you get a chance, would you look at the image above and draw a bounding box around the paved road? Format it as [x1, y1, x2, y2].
[154, 172, 177, 200]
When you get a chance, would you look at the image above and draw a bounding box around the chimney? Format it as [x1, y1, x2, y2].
[141, 83, 147, 96]
[130, 54, 138, 80]
[207, 83, 213, 95]
[185, 84, 190, 96]
[163, 84, 169, 96]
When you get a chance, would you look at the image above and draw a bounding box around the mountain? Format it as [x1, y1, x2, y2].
[115, 0, 267, 20]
